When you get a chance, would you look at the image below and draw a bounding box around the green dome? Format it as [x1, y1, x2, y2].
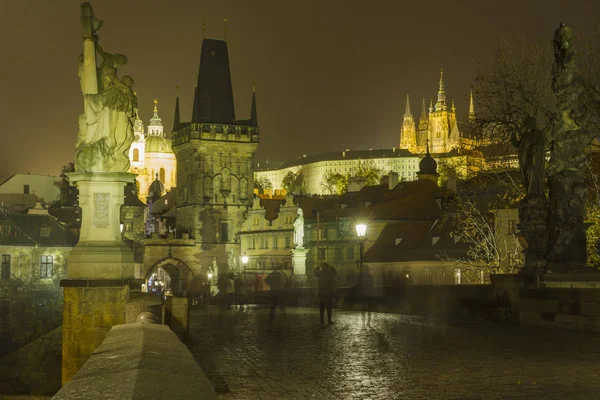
[145, 136, 173, 154]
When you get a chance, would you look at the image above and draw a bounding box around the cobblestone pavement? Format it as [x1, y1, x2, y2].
[186, 306, 600, 400]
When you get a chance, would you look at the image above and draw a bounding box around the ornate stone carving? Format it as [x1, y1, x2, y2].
[546, 22, 596, 270]
[75, 2, 136, 173]
[93, 192, 110, 228]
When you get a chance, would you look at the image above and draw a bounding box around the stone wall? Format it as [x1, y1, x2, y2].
[519, 287, 600, 333]
[61, 284, 129, 384]
[53, 323, 216, 400]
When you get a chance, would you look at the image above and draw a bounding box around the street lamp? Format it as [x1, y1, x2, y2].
[356, 223, 367, 269]
[241, 255, 249, 281]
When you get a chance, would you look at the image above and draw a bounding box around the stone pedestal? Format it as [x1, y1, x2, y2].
[165, 296, 190, 337]
[67, 172, 136, 279]
[61, 172, 135, 384]
[291, 248, 309, 288]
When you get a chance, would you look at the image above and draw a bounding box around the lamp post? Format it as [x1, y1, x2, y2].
[356, 223, 367, 269]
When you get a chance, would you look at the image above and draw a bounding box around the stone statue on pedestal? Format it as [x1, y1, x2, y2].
[75, 2, 136, 173]
[293, 208, 304, 248]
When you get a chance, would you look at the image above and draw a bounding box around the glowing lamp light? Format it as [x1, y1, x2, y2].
[120, 223, 124, 233]
[241, 255, 249, 265]
[207, 273, 213, 280]
[356, 223, 367, 239]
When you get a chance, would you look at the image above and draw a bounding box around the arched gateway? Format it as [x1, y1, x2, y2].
[145, 257, 194, 297]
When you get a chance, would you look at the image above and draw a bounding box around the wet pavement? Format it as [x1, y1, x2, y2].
[186, 306, 600, 400]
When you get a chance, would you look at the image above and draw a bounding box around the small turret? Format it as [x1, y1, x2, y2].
[148, 99, 164, 137]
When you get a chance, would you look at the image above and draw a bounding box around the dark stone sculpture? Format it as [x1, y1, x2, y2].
[547, 23, 596, 271]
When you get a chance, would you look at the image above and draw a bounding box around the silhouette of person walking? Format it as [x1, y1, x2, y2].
[314, 262, 337, 324]
[357, 264, 376, 326]
[265, 265, 287, 321]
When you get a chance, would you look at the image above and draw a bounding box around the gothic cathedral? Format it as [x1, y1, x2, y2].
[400, 70, 474, 154]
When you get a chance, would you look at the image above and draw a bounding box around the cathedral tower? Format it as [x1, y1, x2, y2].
[173, 37, 259, 270]
[427, 69, 459, 154]
[400, 94, 416, 151]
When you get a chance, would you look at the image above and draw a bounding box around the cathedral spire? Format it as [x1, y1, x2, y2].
[418, 97, 428, 131]
[404, 94, 412, 117]
[173, 86, 181, 132]
[468, 90, 476, 122]
[250, 80, 258, 127]
[435, 69, 447, 112]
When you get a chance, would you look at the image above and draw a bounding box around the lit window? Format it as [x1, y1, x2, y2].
[40, 255, 53, 278]
[1, 226, 9, 235]
[40, 227, 51, 237]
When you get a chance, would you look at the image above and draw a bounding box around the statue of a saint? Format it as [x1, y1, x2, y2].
[75, 2, 137, 173]
[293, 208, 304, 248]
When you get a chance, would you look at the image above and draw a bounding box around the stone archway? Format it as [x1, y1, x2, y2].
[145, 257, 194, 297]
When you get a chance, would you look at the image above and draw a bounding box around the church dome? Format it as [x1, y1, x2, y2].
[418, 151, 438, 175]
[145, 136, 173, 154]
[148, 175, 165, 197]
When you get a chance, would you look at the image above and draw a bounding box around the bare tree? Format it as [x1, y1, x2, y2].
[473, 25, 600, 273]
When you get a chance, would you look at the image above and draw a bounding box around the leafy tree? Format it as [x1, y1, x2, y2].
[282, 171, 298, 193]
[0, 276, 63, 355]
[321, 171, 347, 195]
[254, 177, 273, 194]
[355, 160, 382, 186]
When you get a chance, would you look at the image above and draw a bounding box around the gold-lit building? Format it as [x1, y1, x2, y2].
[399, 70, 475, 155]
[128, 100, 177, 200]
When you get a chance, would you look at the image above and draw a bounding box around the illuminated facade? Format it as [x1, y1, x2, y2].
[128, 100, 177, 200]
[399, 70, 473, 155]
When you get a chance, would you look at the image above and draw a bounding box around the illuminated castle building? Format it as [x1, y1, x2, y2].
[128, 100, 177, 200]
[399, 70, 476, 154]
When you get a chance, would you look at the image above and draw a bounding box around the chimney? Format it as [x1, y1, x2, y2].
[347, 176, 366, 192]
[388, 171, 399, 190]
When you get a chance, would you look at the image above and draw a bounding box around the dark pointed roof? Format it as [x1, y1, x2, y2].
[173, 96, 180, 132]
[250, 87, 258, 127]
[191, 38, 235, 124]
[418, 142, 438, 176]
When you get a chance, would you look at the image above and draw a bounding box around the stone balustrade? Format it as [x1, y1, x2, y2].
[53, 323, 216, 400]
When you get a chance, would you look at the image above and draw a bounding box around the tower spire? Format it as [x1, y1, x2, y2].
[435, 68, 447, 111]
[173, 85, 181, 132]
[468, 90, 476, 122]
[419, 97, 428, 131]
[250, 80, 258, 127]
[223, 18, 228, 41]
[202, 18, 206, 39]
[153, 99, 158, 115]
[404, 94, 412, 117]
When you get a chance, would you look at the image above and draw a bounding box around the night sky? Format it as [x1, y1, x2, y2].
[1, 0, 599, 177]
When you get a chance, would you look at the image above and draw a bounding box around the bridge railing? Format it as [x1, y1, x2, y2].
[53, 323, 216, 400]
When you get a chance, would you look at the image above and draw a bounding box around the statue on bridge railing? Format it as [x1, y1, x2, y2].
[75, 2, 136, 173]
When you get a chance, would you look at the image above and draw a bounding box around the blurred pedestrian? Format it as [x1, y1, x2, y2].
[357, 264, 376, 326]
[234, 274, 248, 312]
[314, 262, 337, 324]
[224, 273, 235, 310]
[265, 265, 287, 320]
